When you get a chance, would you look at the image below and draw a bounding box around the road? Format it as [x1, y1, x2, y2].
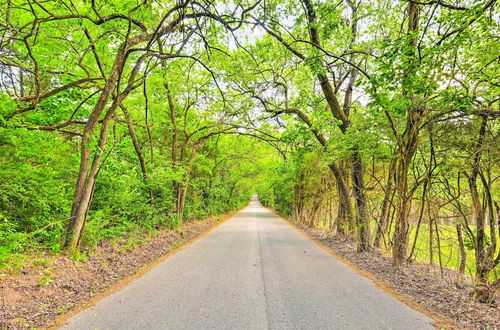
[62, 197, 433, 329]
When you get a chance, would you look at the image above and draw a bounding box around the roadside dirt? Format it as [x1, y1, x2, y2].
[297, 225, 499, 329]
[0, 212, 237, 329]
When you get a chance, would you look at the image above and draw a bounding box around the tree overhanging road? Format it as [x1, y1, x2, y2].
[61, 197, 433, 329]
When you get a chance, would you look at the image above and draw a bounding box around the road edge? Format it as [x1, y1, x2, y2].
[265, 206, 457, 330]
[47, 205, 248, 330]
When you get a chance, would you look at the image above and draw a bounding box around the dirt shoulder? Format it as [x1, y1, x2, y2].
[281, 216, 499, 329]
[0, 209, 240, 329]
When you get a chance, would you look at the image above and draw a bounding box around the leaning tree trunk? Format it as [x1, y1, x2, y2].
[66, 10, 187, 248]
[66, 100, 120, 249]
[286, 107, 355, 234]
[120, 105, 153, 204]
[66, 46, 129, 249]
[66, 47, 149, 249]
[301, 0, 370, 251]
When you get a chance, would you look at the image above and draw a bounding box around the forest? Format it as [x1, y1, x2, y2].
[0, 0, 498, 317]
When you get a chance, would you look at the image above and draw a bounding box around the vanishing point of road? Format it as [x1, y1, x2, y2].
[62, 196, 433, 329]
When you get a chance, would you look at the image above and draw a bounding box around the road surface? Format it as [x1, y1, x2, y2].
[62, 197, 433, 329]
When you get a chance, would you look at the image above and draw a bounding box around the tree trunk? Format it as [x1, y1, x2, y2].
[351, 149, 370, 251]
[66, 100, 120, 249]
[176, 143, 200, 221]
[429, 196, 434, 266]
[391, 1, 421, 268]
[120, 105, 153, 204]
[374, 157, 396, 248]
[165, 80, 180, 213]
[328, 163, 353, 237]
[391, 134, 421, 268]
[456, 223, 467, 278]
[66, 44, 129, 249]
[294, 171, 305, 223]
[66, 48, 150, 249]
[302, 0, 370, 251]
[469, 116, 494, 303]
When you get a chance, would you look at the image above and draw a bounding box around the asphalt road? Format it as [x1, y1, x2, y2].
[62, 197, 433, 329]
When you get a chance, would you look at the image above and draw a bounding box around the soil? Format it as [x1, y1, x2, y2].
[295, 224, 499, 329]
[0, 212, 236, 329]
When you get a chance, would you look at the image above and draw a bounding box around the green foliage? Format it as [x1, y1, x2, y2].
[69, 250, 89, 263]
[0, 97, 267, 269]
[0, 0, 498, 289]
[257, 154, 300, 216]
[38, 266, 56, 287]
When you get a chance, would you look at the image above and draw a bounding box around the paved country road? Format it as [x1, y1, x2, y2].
[61, 197, 433, 330]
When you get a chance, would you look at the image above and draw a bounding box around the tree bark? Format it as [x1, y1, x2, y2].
[165, 80, 180, 214]
[177, 143, 200, 221]
[374, 157, 396, 248]
[350, 149, 370, 251]
[65, 2, 192, 248]
[66, 46, 150, 249]
[391, 0, 422, 268]
[301, 0, 370, 251]
[120, 104, 153, 204]
[469, 116, 494, 303]
[456, 223, 467, 278]
[66, 46, 128, 249]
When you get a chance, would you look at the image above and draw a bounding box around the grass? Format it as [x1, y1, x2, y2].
[314, 217, 499, 281]
[407, 224, 498, 280]
[372, 220, 498, 280]
[38, 266, 56, 287]
[406, 224, 475, 274]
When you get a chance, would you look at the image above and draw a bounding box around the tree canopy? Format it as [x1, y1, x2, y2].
[0, 0, 498, 302]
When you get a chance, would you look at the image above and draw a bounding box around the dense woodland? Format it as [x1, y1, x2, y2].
[0, 0, 498, 304]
